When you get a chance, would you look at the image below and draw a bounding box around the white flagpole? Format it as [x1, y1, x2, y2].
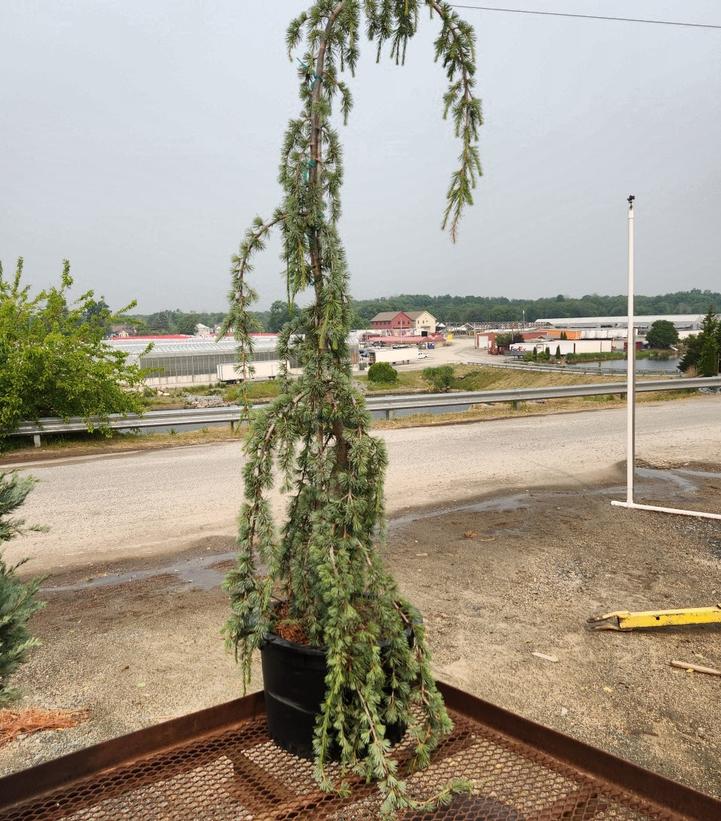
[612, 195, 721, 521]
[626, 195, 636, 504]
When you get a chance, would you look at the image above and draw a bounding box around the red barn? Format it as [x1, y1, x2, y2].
[369, 311, 415, 334]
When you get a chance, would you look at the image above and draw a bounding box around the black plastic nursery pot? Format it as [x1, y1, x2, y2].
[260, 631, 405, 759]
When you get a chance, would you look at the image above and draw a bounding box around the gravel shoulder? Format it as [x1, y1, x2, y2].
[2, 463, 721, 799]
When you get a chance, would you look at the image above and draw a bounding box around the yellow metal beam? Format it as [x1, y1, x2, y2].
[589, 604, 721, 631]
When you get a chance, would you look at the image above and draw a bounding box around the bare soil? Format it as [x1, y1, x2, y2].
[1, 463, 720, 800]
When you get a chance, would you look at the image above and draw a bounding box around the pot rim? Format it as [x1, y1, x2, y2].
[262, 621, 418, 656]
[261, 631, 326, 656]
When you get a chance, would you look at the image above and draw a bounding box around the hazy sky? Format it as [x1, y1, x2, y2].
[2, 1, 720, 312]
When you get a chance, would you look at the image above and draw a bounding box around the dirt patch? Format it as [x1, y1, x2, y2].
[388, 468, 721, 798]
[1, 465, 720, 800]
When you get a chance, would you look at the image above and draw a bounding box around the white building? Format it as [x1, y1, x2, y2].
[535, 315, 704, 339]
[512, 339, 614, 356]
[406, 311, 437, 335]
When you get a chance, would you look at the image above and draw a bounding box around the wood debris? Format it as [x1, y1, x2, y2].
[531, 652, 559, 663]
[0, 707, 89, 748]
[671, 660, 721, 677]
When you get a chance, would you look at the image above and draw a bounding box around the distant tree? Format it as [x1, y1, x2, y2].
[699, 333, 720, 377]
[494, 332, 512, 350]
[679, 308, 720, 375]
[367, 361, 398, 385]
[646, 320, 679, 349]
[679, 334, 702, 373]
[176, 313, 199, 335]
[146, 310, 174, 333]
[422, 365, 455, 393]
[82, 298, 112, 337]
[560, 331, 568, 340]
[267, 300, 298, 333]
[0, 258, 147, 443]
[0, 472, 44, 705]
[555, 345, 561, 358]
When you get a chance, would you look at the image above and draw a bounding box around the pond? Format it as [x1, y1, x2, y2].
[565, 357, 681, 375]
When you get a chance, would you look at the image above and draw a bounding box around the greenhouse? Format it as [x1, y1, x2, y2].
[108, 336, 283, 387]
[108, 335, 358, 387]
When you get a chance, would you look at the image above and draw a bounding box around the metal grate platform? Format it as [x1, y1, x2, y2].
[0, 683, 718, 820]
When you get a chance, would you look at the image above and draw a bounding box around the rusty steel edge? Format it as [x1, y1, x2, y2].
[0, 691, 266, 810]
[0, 683, 718, 820]
[438, 682, 721, 821]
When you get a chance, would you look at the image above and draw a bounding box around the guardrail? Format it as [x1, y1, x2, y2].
[10, 376, 721, 446]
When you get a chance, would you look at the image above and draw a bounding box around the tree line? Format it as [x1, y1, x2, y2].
[349, 290, 721, 325]
[129, 290, 721, 334]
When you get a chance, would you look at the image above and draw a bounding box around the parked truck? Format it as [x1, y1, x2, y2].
[216, 360, 285, 383]
[368, 348, 412, 366]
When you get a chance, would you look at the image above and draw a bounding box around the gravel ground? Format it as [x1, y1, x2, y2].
[2, 463, 720, 800]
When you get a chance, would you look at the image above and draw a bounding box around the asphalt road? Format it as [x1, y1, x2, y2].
[7, 397, 721, 574]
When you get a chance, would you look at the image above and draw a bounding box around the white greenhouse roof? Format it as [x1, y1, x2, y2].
[107, 335, 277, 358]
[535, 315, 705, 328]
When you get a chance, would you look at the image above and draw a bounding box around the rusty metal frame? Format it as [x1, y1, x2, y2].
[439, 683, 719, 820]
[0, 683, 718, 820]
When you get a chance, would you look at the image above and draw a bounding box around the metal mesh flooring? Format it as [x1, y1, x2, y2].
[0, 702, 681, 821]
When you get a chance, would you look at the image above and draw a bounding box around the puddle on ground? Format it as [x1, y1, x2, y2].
[674, 467, 721, 481]
[636, 468, 699, 494]
[43, 551, 237, 595]
[390, 494, 529, 530]
[43, 467, 719, 595]
[593, 467, 721, 501]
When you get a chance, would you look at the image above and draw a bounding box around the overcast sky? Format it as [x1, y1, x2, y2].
[1, 1, 719, 312]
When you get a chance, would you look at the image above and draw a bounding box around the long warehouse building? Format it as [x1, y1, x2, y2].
[109, 334, 360, 387]
[535, 314, 705, 335]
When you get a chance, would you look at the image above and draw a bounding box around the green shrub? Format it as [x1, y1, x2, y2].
[565, 351, 624, 363]
[422, 365, 455, 392]
[367, 361, 398, 384]
[0, 472, 44, 706]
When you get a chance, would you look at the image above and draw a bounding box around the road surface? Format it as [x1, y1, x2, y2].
[7, 396, 721, 574]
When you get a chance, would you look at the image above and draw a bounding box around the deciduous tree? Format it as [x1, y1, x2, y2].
[646, 319, 679, 349]
[0, 259, 147, 443]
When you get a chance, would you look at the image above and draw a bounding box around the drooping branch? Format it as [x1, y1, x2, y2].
[428, 0, 483, 240]
[220, 210, 286, 411]
[224, 3, 483, 814]
[365, 0, 483, 240]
